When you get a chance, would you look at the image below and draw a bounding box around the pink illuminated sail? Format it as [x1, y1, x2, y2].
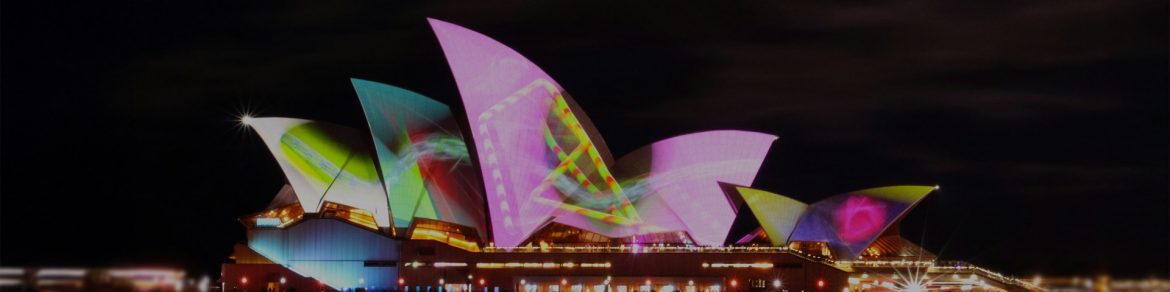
[431, 19, 777, 246]
[612, 130, 777, 245]
[431, 18, 612, 247]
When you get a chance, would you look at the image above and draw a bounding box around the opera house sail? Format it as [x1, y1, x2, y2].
[219, 18, 1042, 292]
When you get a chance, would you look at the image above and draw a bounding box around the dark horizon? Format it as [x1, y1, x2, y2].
[2, 1, 1167, 279]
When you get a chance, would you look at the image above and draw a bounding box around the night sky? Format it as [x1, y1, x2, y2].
[2, 1, 1167, 279]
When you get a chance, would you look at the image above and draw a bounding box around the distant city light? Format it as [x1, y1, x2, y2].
[36, 269, 86, 277]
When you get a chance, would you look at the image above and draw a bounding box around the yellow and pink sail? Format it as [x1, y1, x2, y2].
[737, 185, 937, 259]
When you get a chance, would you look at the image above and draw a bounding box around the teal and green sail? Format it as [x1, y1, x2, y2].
[352, 79, 485, 235]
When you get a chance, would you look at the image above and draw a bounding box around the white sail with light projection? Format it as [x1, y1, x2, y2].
[247, 117, 391, 228]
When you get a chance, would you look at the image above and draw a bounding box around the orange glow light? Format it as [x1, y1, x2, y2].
[817, 279, 825, 288]
[730, 279, 737, 287]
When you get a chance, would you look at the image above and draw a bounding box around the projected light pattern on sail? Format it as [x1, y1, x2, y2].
[352, 79, 487, 237]
[431, 18, 776, 247]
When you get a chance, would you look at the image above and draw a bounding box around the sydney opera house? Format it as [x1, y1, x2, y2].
[221, 19, 1040, 292]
